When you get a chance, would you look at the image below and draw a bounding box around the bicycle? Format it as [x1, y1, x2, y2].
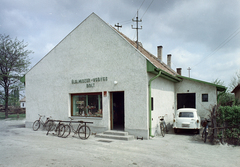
[47, 120, 65, 137]
[63, 118, 91, 139]
[32, 114, 54, 131]
[202, 118, 211, 143]
[159, 115, 168, 137]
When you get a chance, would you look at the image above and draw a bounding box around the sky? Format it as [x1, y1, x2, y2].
[0, 0, 239, 90]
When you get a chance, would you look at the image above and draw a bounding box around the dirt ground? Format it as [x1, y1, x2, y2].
[0, 119, 239, 167]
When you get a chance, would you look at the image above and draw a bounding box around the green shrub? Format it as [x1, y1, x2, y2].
[217, 106, 240, 145]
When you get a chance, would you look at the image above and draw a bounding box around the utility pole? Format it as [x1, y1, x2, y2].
[114, 23, 122, 31]
[131, 11, 142, 49]
[187, 67, 191, 78]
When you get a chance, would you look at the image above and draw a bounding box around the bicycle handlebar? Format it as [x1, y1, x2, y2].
[38, 114, 52, 119]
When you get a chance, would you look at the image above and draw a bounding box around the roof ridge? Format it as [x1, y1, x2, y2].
[111, 26, 178, 76]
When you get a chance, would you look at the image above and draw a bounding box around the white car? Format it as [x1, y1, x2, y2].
[173, 108, 201, 133]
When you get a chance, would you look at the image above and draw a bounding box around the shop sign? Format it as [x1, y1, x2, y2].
[72, 77, 107, 88]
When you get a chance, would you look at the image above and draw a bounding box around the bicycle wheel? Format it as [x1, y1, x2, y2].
[46, 120, 55, 131]
[32, 120, 40, 131]
[78, 125, 91, 140]
[165, 123, 168, 133]
[202, 129, 207, 143]
[204, 131, 208, 143]
[56, 124, 65, 137]
[62, 125, 71, 138]
[160, 123, 165, 137]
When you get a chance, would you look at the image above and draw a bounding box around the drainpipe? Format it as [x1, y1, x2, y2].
[148, 69, 162, 138]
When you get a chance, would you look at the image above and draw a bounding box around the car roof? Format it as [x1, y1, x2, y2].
[177, 108, 197, 112]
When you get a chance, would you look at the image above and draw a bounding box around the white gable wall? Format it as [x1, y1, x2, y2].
[26, 13, 149, 138]
[175, 79, 217, 119]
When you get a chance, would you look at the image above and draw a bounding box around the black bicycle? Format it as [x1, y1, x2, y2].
[159, 116, 168, 137]
[63, 118, 91, 139]
[32, 114, 54, 131]
[47, 120, 65, 137]
[202, 118, 211, 143]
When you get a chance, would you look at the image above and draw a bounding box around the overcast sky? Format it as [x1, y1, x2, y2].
[1, 0, 239, 90]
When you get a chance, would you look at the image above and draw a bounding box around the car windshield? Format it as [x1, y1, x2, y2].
[179, 112, 194, 118]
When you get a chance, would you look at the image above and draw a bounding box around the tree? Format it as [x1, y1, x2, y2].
[212, 78, 234, 106]
[229, 70, 240, 91]
[0, 34, 32, 118]
[212, 78, 225, 86]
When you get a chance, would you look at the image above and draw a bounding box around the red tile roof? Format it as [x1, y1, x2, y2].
[113, 27, 178, 76]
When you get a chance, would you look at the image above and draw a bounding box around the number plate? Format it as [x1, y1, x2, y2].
[182, 124, 190, 127]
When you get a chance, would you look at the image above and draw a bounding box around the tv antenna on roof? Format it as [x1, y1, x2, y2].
[114, 23, 122, 31]
[131, 10, 142, 49]
[187, 67, 191, 78]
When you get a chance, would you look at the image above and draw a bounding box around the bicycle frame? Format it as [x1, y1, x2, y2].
[33, 114, 53, 131]
[68, 118, 82, 135]
[202, 119, 210, 143]
[159, 116, 168, 137]
[39, 114, 51, 126]
[69, 122, 82, 134]
[159, 116, 167, 128]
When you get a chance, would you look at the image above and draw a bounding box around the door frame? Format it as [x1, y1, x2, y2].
[109, 91, 124, 130]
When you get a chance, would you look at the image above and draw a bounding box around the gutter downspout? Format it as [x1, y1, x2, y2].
[148, 69, 161, 138]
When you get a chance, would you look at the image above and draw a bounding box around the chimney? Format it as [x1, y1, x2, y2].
[157, 46, 163, 61]
[167, 54, 171, 68]
[176, 68, 182, 75]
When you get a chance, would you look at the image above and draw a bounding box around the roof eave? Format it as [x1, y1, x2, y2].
[147, 60, 181, 83]
[177, 75, 227, 92]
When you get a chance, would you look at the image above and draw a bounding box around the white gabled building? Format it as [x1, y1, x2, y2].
[24, 13, 226, 139]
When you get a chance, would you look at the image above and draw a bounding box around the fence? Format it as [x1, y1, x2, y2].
[209, 105, 240, 145]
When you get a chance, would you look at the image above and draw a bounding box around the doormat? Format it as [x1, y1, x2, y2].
[98, 140, 112, 143]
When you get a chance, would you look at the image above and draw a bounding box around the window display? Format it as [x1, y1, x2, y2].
[71, 93, 102, 117]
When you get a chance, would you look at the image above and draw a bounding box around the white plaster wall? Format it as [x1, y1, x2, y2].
[149, 73, 175, 136]
[175, 79, 217, 119]
[25, 13, 149, 138]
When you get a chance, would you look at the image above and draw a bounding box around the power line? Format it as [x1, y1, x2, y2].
[132, 0, 145, 20]
[121, 20, 132, 25]
[138, 0, 146, 11]
[193, 26, 240, 68]
[119, 19, 132, 24]
[141, 0, 154, 19]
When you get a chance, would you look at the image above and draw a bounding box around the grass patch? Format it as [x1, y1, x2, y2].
[0, 112, 26, 120]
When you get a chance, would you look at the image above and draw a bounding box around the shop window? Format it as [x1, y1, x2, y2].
[71, 93, 102, 117]
[202, 94, 208, 102]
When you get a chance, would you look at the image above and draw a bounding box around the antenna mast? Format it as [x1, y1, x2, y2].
[132, 11, 142, 49]
[114, 23, 122, 31]
[187, 67, 191, 78]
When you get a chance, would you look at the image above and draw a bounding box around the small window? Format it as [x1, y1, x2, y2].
[179, 112, 194, 118]
[202, 94, 208, 102]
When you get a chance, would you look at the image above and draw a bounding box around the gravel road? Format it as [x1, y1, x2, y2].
[0, 119, 239, 167]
